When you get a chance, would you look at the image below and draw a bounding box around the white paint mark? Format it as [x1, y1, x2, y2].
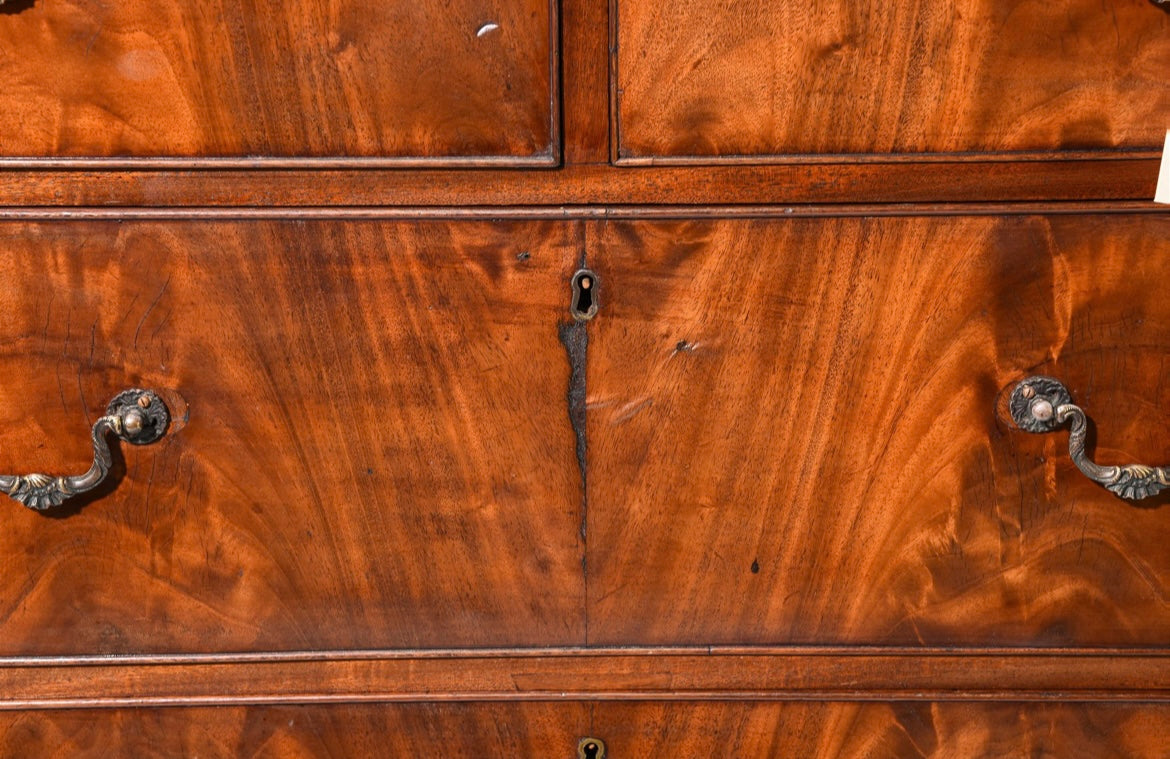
[1155, 129, 1170, 205]
[476, 22, 500, 38]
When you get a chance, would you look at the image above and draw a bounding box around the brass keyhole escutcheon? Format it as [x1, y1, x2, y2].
[577, 737, 606, 759]
[570, 269, 599, 321]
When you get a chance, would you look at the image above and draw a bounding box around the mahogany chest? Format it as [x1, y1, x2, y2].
[0, 0, 1168, 755]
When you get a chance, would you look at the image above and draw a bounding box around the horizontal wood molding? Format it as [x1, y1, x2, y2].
[0, 648, 1169, 708]
[0, 156, 561, 170]
[0, 160, 1159, 207]
[0, 202, 1165, 222]
[611, 149, 1165, 167]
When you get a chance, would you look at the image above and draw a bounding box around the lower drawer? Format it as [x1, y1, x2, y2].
[0, 211, 1168, 658]
[0, 219, 584, 654]
[586, 212, 1170, 646]
[0, 703, 587, 758]
[1, 701, 1166, 758]
[598, 702, 1170, 758]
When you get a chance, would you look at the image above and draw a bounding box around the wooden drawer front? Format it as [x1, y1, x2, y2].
[614, 0, 1170, 163]
[596, 702, 1170, 758]
[587, 213, 1170, 645]
[1, 702, 1166, 756]
[0, 219, 582, 654]
[0, 704, 587, 757]
[0, 0, 556, 165]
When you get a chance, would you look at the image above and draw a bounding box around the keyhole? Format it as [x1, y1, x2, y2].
[577, 737, 606, 759]
[570, 269, 599, 321]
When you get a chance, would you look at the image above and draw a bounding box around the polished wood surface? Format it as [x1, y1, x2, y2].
[614, 0, 1170, 161]
[0, 0, 555, 163]
[596, 702, 1170, 758]
[1, 701, 1166, 757]
[0, 220, 583, 654]
[588, 214, 1170, 645]
[0, 160, 1161, 207]
[0, 704, 586, 758]
[2, 0, 1168, 749]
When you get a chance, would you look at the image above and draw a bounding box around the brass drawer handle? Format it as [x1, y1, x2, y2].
[1010, 376, 1169, 500]
[0, 389, 169, 511]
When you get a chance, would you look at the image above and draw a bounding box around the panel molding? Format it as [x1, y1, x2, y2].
[0, 160, 1160, 207]
[0, 201, 1165, 221]
[0, 648, 1168, 708]
[611, 149, 1165, 167]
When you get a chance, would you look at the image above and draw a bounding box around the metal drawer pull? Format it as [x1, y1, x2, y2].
[0, 389, 170, 511]
[1010, 376, 1169, 500]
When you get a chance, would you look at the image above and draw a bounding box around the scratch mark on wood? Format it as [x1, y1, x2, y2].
[476, 22, 499, 37]
[611, 397, 652, 426]
[134, 276, 171, 348]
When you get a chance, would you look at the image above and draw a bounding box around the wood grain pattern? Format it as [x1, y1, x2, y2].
[0, 0, 555, 162]
[0, 159, 1160, 207]
[0, 703, 587, 758]
[614, 0, 1170, 161]
[0, 702, 1167, 758]
[587, 214, 1170, 646]
[561, 0, 610, 163]
[0, 220, 583, 654]
[0, 648, 1168, 706]
[596, 702, 1170, 758]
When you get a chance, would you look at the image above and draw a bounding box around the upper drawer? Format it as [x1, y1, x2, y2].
[0, 0, 557, 166]
[613, 0, 1170, 163]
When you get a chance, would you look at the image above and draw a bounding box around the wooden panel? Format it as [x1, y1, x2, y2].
[614, 0, 1170, 162]
[1, 701, 1167, 758]
[0, 161, 1160, 207]
[0, 0, 556, 164]
[588, 214, 1170, 645]
[0, 703, 586, 758]
[596, 702, 1170, 758]
[0, 220, 583, 654]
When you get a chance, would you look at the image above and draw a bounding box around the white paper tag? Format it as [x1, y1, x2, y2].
[1156, 129, 1170, 205]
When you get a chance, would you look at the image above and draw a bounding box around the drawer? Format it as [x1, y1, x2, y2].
[0, 0, 557, 165]
[596, 702, 1170, 758]
[585, 212, 1170, 645]
[3, 212, 1168, 656]
[1, 702, 1167, 756]
[0, 703, 587, 757]
[0, 219, 582, 654]
[613, 0, 1170, 163]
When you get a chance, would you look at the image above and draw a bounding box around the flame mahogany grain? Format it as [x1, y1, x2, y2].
[0, 0, 556, 162]
[2, 0, 1169, 749]
[587, 213, 1170, 646]
[615, 0, 1170, 161]
[0, 219, 584, 654]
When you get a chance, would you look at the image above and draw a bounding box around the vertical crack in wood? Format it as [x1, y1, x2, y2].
[561, 236, 590, 646]
[559, 318, 588, 644]
[559, 320, 588, 492]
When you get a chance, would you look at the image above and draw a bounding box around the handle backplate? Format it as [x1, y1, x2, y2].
[1009, 376, 1170, 500]
[0, 389, 169, 511]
